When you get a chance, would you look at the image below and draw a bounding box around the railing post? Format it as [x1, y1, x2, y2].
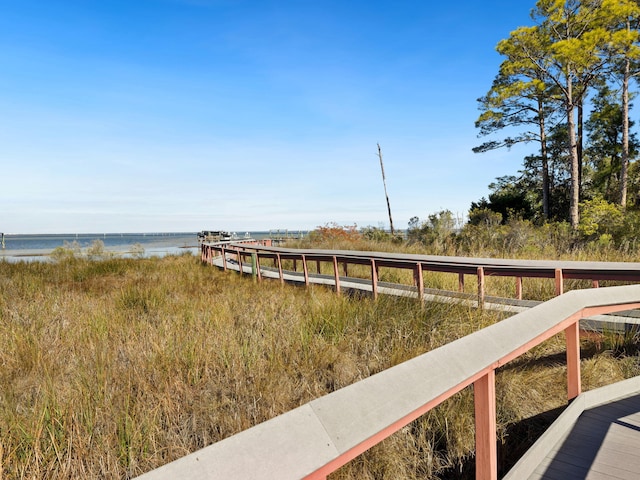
[302, 255, 309, 287]
[276, 253, 284, 284]
[565, 321, 582, 400]
[343, 261, 348, 277]
[255, 253, 262, 281]
[555, 268, 563, 296]
[592, 280, 600, 288]
[458, 273, 465, 292]
[221, 246, 227, 271]
[371, 259, 378, 300]
[333, 256, 341, 295]
[416, 263, 424, 302]
[474, 370, 497, 480]
[316, 260, 321, 274]
[477, 267, 485, 309]
[515, 276, 523, 300]
[237, 249, 243, 275]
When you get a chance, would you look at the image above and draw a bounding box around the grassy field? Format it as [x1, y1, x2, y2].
[1, 250, 639, 479]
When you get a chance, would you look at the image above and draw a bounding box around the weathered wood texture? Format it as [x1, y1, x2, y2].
[505, 377, 640, 480]
[532, 394, 640, 479]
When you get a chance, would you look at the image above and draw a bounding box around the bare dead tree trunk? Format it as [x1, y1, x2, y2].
[620, 54, 630, 207]
[377, 143, 394, 235]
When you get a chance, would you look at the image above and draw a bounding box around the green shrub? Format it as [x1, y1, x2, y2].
[578, 197, 624, 239]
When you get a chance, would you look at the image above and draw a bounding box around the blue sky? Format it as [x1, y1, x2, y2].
[1, 0, 537, 234]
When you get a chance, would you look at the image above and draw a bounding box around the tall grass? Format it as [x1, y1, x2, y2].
[0, 252, 638, 479]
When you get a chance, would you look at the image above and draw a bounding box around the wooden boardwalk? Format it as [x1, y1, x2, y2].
[529, 393, 640, 479]
[182, 245, 640, 480]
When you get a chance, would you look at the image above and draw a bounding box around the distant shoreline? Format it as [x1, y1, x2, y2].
[0, 232, 200, 262]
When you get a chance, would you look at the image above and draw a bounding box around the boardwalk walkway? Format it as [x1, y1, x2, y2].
[532, 392, 640, 479]
[214, 254, 640, 329]
[504, 376, 640, 480]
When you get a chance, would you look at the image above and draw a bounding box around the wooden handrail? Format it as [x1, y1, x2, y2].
[201, 242, 640, 304]
[136, 270, 640, 479]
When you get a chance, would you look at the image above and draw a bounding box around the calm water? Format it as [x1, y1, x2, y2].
[0, 232, 199, 262]
[0, 231, 301, 262]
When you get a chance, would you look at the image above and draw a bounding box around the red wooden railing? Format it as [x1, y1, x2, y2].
[201, 241, 640, 303]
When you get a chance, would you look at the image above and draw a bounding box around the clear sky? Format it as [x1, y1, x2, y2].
[1, 0, 537, 234]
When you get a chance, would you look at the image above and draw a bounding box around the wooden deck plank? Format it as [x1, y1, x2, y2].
[531, 394, 640, 479]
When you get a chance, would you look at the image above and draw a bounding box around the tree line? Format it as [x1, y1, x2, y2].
[473, 0, 640, 232]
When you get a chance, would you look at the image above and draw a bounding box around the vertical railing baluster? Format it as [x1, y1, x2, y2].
[371, 259, 378, 300]
[565, 321, 581, 400]
[477, 267, 485, 309]
[277, 253, 284, 284]
[416, 263, 424, 302]
[474, 370, 497, 480]
[555, 268, 564, 296]
[302, 255, 309, 286]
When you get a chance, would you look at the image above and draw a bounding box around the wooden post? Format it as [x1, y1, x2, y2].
[474, 370, 497, 480]
[477, 267, 485, 309]
[221, 246, 227, 271]
[592, 280, 600, 288]
[333, 256, 341, 295]
[237, 249, 243, 275]
[276, 253, 284, 284]
[293, 259, 297, 272]
[371, 259, 378, 300]
[515, 277, 523, 300]
[255, 253, 262, 281]
[555, 268, 564, 296]
[458, 273, 464, 292]
[565, 321, 582, 400]
[251, 253, 257, 278]
[415, 263, 424, 302]
[343, 261, 348, 277]
[316, 260, 321, 274]
[302, 255, 309, 287]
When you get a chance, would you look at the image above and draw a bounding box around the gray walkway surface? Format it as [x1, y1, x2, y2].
[529, 393, 640, 479]
[214, 255, 640, 329]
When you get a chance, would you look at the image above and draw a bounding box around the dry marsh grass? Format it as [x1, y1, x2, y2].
[1, 252, 638, 479]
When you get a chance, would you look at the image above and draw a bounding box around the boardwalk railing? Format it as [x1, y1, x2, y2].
[201, 242, 640, 305]
[137, 280, 640, 480]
